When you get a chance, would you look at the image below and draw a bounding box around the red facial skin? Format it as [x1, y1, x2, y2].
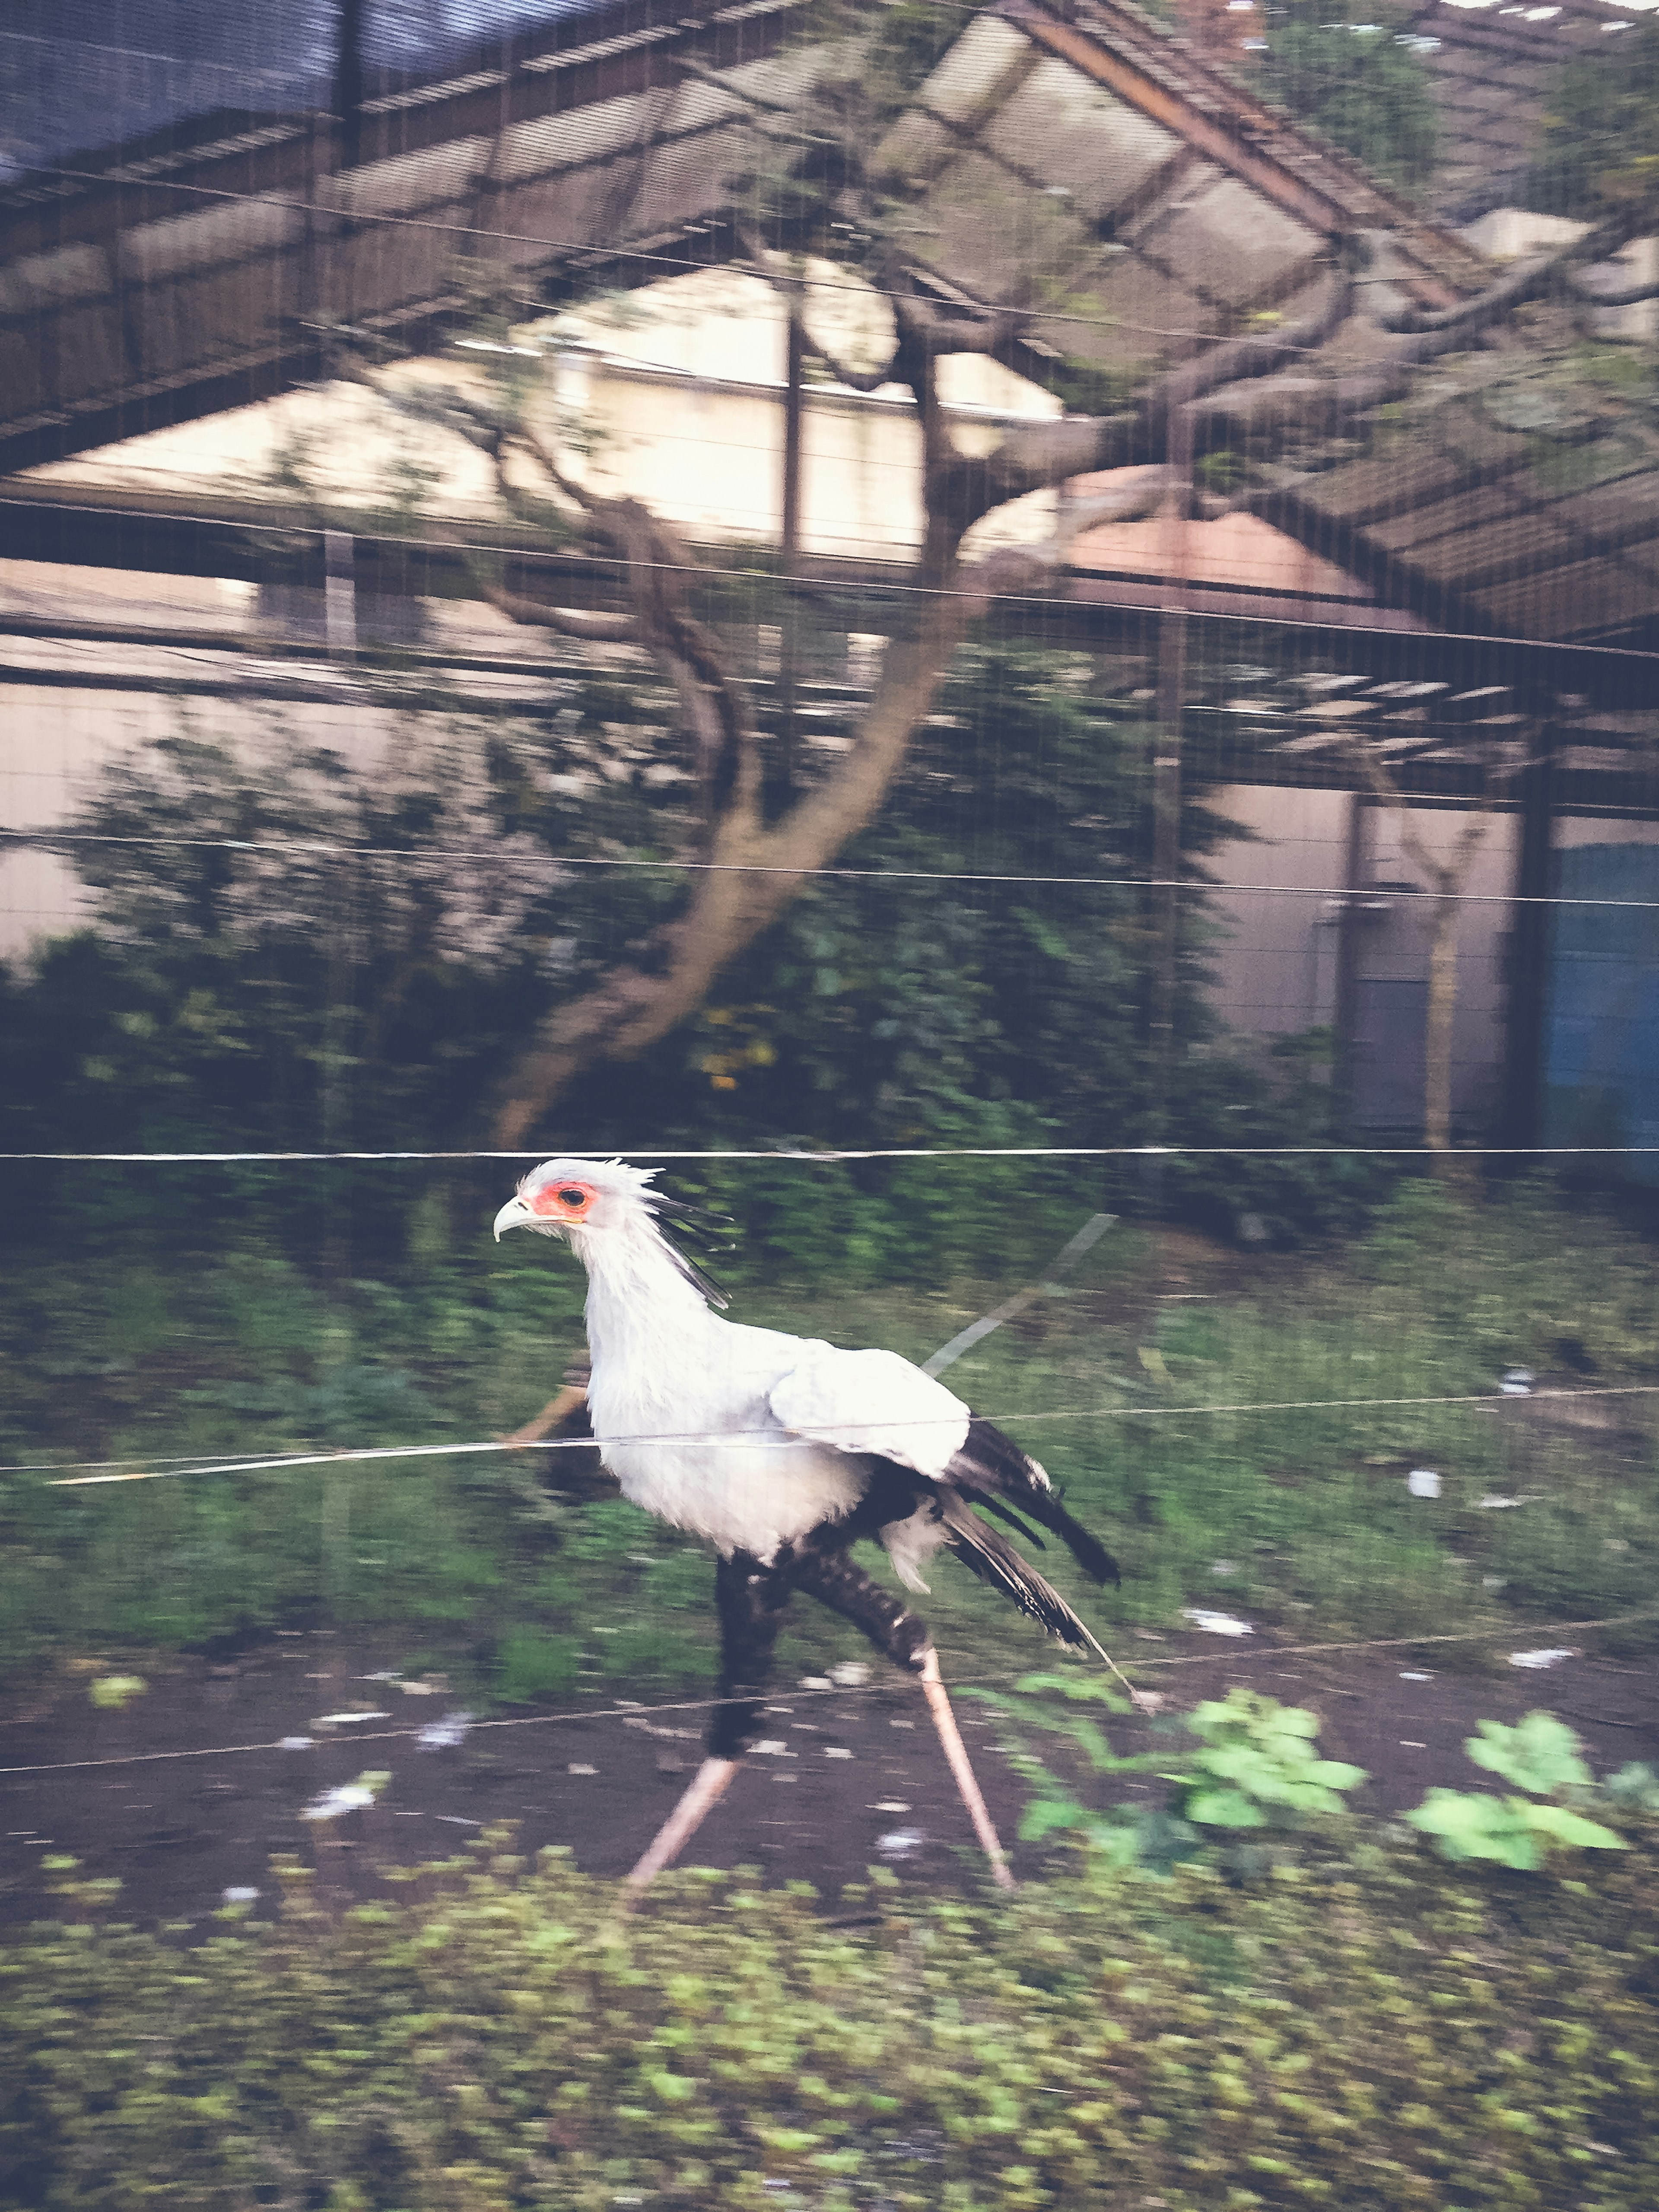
[524, 1179, 597, 1224]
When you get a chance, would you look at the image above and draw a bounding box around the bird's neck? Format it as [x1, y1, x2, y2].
[577, 1216, 717, 1371]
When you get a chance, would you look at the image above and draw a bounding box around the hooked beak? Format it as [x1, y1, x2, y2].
[493, 1195, 534, 1241]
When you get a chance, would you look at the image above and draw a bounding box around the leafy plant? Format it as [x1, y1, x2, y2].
[1174, 1688, 1367, 1831]
[1261, 0, 1439, 187]
[15, 1815, 1659, 2209]
[1406, 1711, 1628, 1870]
[86, 1674, 146, 1711]
[969, 1679, 1364, 1872]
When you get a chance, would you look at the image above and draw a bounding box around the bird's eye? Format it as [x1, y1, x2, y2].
[556, 1186, 588, 1208]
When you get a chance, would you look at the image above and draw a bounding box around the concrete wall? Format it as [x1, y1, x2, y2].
[1204, 787, 1525, 1131]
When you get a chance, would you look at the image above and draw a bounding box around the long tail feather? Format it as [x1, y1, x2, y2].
[936, 1496, 1109, 1658]
[947, 1418, 1120, 1586]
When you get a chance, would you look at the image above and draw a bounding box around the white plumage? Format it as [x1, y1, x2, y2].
[493, 1154, 1125, 1890]
[497, 1157, 975, 1578]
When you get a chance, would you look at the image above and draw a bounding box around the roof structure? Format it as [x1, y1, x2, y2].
[1405, 0, 1656, 224]
[2, 0, 1656, 658]
[0, 0, 1487, 481]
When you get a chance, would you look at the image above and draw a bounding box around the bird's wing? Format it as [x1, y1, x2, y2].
[947, 1417, 1119, 1587]
[767, 1344, 971, 1477]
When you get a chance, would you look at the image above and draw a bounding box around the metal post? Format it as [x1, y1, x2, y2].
[1143, 405, 1192, 1215]
[324, 528, 356, 658]
[775, 278, 805, 810]
[1501, 723, 1556, 1154]
[334, 0, 365, 172]
[1332, 789, 1370, 1122]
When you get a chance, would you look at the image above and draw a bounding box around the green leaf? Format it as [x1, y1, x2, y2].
[648, 2071, 699, 2102]
[1404, 1789, 1543, 1869]
[1017, 1796, 1092, 1843]
[1524, 1804, 1627, 1853]
[1465, 1713, 1592, 1796]
[1185, 1786, 1268, 1830]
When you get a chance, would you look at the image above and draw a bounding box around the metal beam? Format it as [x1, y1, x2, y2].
[998, 0, 1482, 296]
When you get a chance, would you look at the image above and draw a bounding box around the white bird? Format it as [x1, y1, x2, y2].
[493, 1157, 1126, 1889]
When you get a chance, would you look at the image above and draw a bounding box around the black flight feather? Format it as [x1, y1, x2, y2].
[971, 1495, 1047, 1548]
[943, 1417, 1120, 1586]
[934, 1496, 1107, 1655]
[657, 1227, 731, 1310]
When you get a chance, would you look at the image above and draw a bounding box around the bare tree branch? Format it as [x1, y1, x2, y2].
[1567, 264, 1659, 309]
[934, 249, 1362, 528]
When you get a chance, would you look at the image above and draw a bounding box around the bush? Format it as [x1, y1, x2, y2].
[9, 1822, 1659, 2207]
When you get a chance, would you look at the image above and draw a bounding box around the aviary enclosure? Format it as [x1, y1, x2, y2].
[3, 0, 1659, 2204]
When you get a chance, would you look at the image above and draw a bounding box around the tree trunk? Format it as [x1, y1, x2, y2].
[1422, 891, 1460, 1167]
[492, 535, 974, 1147]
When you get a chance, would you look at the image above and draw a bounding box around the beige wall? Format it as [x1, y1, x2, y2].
[1205, 786, 1522, 1126]
[20, 264, 1062, 560]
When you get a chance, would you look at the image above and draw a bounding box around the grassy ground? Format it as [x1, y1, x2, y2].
[3, 1178, 1657, 1700]
[9, 1812, 1659, 2209]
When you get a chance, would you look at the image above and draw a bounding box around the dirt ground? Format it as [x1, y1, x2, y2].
[6, 1626, 1659, 1930]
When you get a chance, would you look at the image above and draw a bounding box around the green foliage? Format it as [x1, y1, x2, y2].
[971, 1681, 1363, 1873]
[493, 1629, 582, 1702]
[1262, 1, 1439, 187]
[11, 1821, 1659, 2208]
[967, 1670, 1192, 1872]
[1527, 19, 1659, 221]
[86, 1673, 146, 1710]
[3, 1170, 1656, 1681]
[1177, 1688, 1367, 1831]
[1, 645, 1389, 1263]
[1363, 1174, 1659, 1382]
[1606, 1761, 1659, 1812]
[1465, 1708, 1593, 1795]
[1406, 1712, 1628, 1871]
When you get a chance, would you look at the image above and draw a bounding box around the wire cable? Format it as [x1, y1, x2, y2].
[30, 1381, 1659, 1487]
[13, 832, 1659, 912]
[2, 1144, 1656, 1164]
[6, 1604, 1657, 1778]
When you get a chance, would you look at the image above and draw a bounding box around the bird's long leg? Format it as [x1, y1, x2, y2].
[790, 1548, 1015, 1890]
[625, 1552, 792, 1891]
[918, 1648, 1015, 1891]
[626, 1755, 744, 1889]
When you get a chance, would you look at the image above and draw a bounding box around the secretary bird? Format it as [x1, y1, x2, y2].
[493, 1157, 1131, 1890]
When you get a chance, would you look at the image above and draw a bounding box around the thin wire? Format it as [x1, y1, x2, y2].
[3, 1144, 1656, 1164]
[6, 491, 1658, 677]
[33, 1382, 1659, 1487]
[16, 832, 1659, 912]
[7, 1604, 1657, 1779]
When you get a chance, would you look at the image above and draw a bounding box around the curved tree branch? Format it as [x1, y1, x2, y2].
[492, 518, 978, 1149]
[933, 247, 1362, 529]
[1567, 265, 1659, 309]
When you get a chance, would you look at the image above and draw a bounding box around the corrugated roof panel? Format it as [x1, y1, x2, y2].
[626, 128, 747, 238]
[1367, 480, 1534, 555]
[122, 197, 302, 284]
[498, 91, 659, 181]
[909, 151, 1103, 305]
[321, 137, 493, 217]
[1408, 510, 1580, 588]
[1134, 175, 1322, 309]
[135, 255, 298, 382]
[1475, 556, 1659, 639]
[979, 56, 1179, 220]
[0, 242, 109, 310]
[1051, 254, 1219, 366]
[915, 13, 1033, 126]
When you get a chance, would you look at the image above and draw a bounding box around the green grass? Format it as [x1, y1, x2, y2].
[2, 1179, 1657, 1697]
[10, 1813, 1659, 2208]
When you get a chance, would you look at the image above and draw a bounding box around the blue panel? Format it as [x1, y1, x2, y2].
[1544, 843, 1659, 1185]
